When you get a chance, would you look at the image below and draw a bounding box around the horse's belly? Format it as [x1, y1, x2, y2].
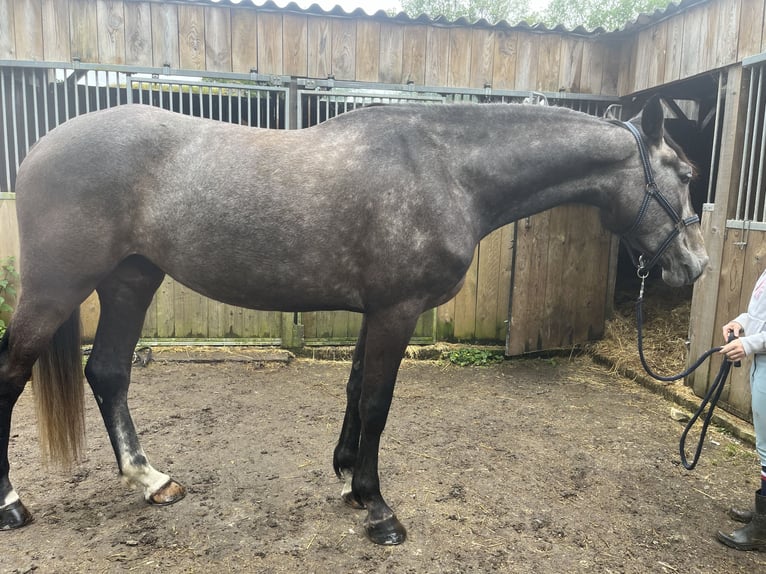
[164, 263, 365, 314]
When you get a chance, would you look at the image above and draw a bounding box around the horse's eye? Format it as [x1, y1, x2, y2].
[680, 171, 692, 184]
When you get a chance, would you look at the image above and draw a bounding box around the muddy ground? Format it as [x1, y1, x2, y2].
[3, 352, 766, 573]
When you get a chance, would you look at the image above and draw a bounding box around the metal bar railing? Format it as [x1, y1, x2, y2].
[0, 60, 290, 193]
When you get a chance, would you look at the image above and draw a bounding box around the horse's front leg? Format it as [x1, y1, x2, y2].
[348, 305, 419, 545]
[85, 260, 185, 506]
[333, 317, 367, 509]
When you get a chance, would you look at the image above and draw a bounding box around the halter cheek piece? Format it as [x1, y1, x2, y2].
[619, 121, 699, 277]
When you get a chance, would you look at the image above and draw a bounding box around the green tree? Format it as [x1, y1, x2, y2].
[537, 0, 671, 31]
[400, 0, 530, 24]
[400, 0, 672, 30]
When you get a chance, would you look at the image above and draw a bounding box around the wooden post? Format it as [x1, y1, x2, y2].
[688, 65, 747, 396]
[280, 312, 304, 349]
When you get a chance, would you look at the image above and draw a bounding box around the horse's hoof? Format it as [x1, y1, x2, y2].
[0, 500, 33, 530]
[365, 515, 407, 545]
[148, 480, 186, 506]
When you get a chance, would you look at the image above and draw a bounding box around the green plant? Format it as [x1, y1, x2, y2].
[446, 347, 504, 367]
[0, 256, 18, 339]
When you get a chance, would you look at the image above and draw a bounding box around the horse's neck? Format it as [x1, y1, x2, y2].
[438, 109, 633, 237]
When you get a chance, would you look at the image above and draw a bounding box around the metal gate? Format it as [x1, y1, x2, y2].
[1, 61, 290, 194]
[1, 59, 620, 348]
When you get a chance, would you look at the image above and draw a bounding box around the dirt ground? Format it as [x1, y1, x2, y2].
[4, 352, 766, 573]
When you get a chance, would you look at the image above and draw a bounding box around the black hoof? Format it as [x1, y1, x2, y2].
[365, 515, 407, 545]
[0, 500, 33, 530]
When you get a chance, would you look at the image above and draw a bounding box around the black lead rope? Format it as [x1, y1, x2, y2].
[634, 268, 738, 470]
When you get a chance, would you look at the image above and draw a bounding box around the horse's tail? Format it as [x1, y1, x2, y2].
[32, 309, 85, 468]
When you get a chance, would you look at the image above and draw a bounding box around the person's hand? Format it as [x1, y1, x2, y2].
[722, 321, 743, 342]
[720, 337, 746, 362]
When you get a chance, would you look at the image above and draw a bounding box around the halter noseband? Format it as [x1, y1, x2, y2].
[620, 121, 699, 277]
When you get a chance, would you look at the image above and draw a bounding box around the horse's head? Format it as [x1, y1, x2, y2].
[611, 96, 708, 287]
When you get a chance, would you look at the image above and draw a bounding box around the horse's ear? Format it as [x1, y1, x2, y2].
[641, 95, 664, 146]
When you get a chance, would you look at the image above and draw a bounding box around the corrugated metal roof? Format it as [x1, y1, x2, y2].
[151, 0, 712, 36]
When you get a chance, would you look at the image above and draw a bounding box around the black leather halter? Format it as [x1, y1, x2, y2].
[620, 121, 699, 276]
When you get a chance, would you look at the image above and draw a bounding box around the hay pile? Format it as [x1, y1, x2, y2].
[588, 283, 693, 381]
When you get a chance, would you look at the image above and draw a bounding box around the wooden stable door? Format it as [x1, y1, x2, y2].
[506, 204, 614, 356]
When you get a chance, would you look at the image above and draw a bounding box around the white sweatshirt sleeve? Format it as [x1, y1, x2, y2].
[735, 270, 766, 356]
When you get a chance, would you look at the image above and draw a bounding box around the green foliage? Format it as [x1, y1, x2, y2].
[536, 0, 672, 31]
[447, 347, 504, 366]
[400, 0, 672, 30]
[400, 0, 530, 24]
[0, 256, 18, 340]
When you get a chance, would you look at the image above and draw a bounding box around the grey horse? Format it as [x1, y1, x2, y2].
[0, 97, 707, 544]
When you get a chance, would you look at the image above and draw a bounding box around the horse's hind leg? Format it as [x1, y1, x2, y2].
[1, 286, 89, 529]
[0, 331, 35, 529]
[84, 256, 185, 505]
[333, 317, 367, 508]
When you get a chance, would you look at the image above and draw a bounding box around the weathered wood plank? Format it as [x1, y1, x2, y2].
[0, 0, 16, 59]
[710, 229, 746, 406]
[379, 22, 403, 84]
[570, 206, 609, 344]
[722, 230, 766, 418]
[150, 2, 179, 67]
[514, 31, 538, 90]
[496, 223, 514, 342]
[633, 21, 666, 92]
[491, 30, 517, 89]
[436, 297, 456, 341]
[0, 198, 19, 261]
[424, 26, 449, 86]
[154, 275, 175, 338]
[738, 0, 764, 59]
[402, 24, 426, 85]
[331, 18, 355, 80]
[283, 13, 307, 76]
[80, 292, 100, 343]
[174, 283, 208, 338]
[712, 0, 739, 68]
[558, 36, 583, 93]
[475, 229, 502, 341]
[540, 206, 568, 348]
[142, 287, 159, 338]
[468, 28, 493, 88]
[205, 6, 232, 72]
[662, 13, 684, 84]
[70, 0, 99, 62]
[536, 33, 561, 91]
[307, 16, 331, 78]
[40, 0, 70, 61]
[96, 0, 125, 64]
[355, 20, 379, 82]
[124, 0, 151, 66]
[507, 212, 551, 355]
[13, 0, 43, 61]
[178, 4, 205, 70]
[447, 27, 471, 87]
[257, 11, 282, 75]
[599, 37, 621, 96]
[688, 67, 746, 395]
[679, 4, 706, 79]
[230, 7, 257, 73]
[580, 38, 605, 94]
[453, 246, 478, 339]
